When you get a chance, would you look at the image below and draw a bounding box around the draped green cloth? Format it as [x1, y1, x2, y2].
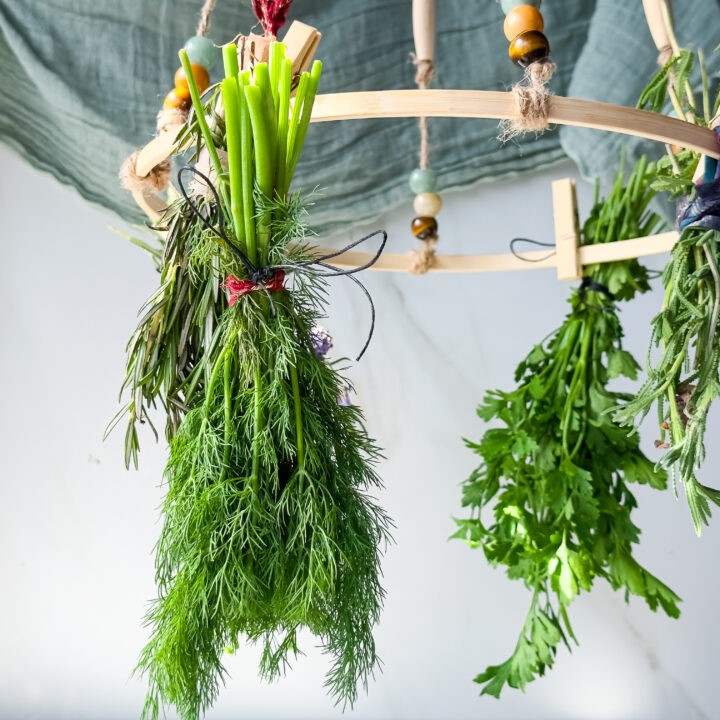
[0, 0, 718, 235]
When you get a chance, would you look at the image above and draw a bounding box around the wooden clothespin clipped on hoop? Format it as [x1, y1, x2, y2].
[552, 178, 582, 281]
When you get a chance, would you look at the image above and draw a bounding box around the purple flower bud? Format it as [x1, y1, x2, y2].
[310, 325, 333, 358]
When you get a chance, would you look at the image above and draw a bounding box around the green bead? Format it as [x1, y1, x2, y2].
[408, 168, 438, 194]
[185, 36, 220, 70]
[499, 0, 541, 14]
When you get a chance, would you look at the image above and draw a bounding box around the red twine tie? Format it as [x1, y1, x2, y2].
[251, 0, 293, 37]
[224, 269, 286, 307]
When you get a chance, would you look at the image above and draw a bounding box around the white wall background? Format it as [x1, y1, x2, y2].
[0, 142, 718, 720]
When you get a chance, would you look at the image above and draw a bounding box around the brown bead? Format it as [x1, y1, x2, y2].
[509, 30, 550, 67]
[411, 216, 438, 241]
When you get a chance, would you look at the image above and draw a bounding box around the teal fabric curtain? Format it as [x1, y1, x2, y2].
[0, 1, 718, 235]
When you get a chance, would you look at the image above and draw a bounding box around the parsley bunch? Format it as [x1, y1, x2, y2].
[455, 158, 681, 697]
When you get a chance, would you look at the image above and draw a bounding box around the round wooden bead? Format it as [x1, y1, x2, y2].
[411, 216, 438, 241]
[185, 35, 220, 70]
[413, 192, 443, 217]
[409, 168, 438, 194]
[503, 5, 544, 41]
[163, 89, 189, 110]
[500, 0, 540, 13]
[509, 30, 550, 67]
[174, 64, 211, 95]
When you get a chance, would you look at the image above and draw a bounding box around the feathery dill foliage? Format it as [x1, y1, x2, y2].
[130, 40, 392, 720]
[455, 158, 680, 698]
[615, 49, 720, 534]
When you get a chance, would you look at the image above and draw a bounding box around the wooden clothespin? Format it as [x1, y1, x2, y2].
[552, 178, 582, 281]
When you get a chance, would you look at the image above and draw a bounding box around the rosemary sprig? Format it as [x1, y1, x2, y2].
[456, 158, 680, 698]
[616, 48, 720, 534]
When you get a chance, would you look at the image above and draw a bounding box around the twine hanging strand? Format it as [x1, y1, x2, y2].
[412, 0, 435, 170]
[196, 0, 218, 36]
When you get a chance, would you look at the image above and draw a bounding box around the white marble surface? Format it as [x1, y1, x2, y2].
[0, 142, 718, 720]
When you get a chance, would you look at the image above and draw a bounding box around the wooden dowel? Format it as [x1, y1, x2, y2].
[302, 231, 678, 274]
[413, 0, 435, 63]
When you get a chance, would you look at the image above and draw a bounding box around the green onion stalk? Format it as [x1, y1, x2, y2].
[455, 158, 680, 698]
[614, 48, 720, 535]
[134, 42, 391, 720]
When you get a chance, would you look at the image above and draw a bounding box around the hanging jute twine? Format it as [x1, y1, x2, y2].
[196, 0, 218, 36]
[498, 59, 556, 141]
[119, 151, 172, 193]
[412, 54, 434, 170]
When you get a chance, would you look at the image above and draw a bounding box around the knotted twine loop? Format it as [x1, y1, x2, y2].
[409, 237, 437, 275]
[119, 151, 171, 194]
[156, 106, 189, 133]
[177, 166, 388, 360]
[499, 59, 556, 141]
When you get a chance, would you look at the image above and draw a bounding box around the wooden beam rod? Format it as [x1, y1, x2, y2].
[310, 90, 720, 158]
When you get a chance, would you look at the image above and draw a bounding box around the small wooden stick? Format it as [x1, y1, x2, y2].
[413, 0, 435, 65]
[642, 0, 674, 64]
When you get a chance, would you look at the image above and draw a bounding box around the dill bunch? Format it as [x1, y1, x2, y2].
[614, 49, 720, 534]
[126, 39, 392, 719]
[455, 157, 680, 697]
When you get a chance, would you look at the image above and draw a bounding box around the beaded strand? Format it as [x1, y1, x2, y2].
[497, 0, 550, 69]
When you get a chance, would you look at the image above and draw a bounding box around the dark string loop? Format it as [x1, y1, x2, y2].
[578, 276, 615, 312]
[510, 236, 557, 263]
[176, 165, 386, 360]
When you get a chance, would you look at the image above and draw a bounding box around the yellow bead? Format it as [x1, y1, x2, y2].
[503, 5, 544, 41]
[174, 64, 211, 96]
[413, 192, 442, 217]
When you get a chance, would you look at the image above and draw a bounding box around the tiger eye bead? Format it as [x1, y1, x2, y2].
[411, 216, 438, 241]
[509, 30, 550, 67]
[503, 5, 544, 41]
[174, 64, 211, 95]
[163, 89, 189, 110]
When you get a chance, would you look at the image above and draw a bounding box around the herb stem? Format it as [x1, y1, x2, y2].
[290, 364, 305, 470]
[179, 49, 227, 205]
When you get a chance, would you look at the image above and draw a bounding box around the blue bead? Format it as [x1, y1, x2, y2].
[499, 0, 541, 14]
[185, 36, 220, 70]
[408, 168, 438, 194]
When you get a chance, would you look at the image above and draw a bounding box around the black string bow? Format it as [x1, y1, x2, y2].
[177, 166, 387, 360]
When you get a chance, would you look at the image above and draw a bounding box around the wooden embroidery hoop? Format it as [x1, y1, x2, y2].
[129, 0, 714, 280]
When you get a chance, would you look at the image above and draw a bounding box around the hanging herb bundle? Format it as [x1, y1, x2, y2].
[116, 39, 392, 720]
[614, 48, 720, 534]
[454, 157, 681, 698]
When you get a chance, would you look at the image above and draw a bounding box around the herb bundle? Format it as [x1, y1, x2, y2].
[455, 158, 680, 698]
[615, 50, 720, 534]
[116, 41, 391, 719]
